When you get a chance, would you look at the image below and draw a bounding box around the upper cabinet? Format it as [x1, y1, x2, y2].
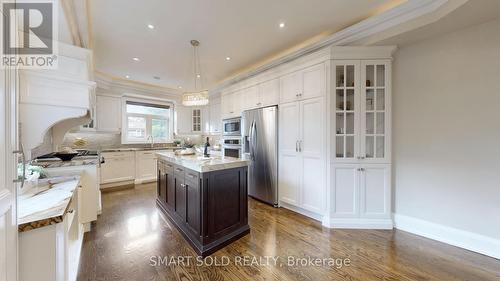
[333, 59, 391, 164]
[280, 63, 326, 103]
[223, 78, 280, 117]
[221, 91, 241, 119]
[96, 95, 121, 132]
[259, 78, 280, 107]
[209, 99, 221, 134]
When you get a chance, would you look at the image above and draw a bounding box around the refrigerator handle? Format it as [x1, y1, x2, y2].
[250, 120, 257, 161]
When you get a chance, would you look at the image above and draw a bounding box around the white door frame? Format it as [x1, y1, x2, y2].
[1, 0, 19, 280]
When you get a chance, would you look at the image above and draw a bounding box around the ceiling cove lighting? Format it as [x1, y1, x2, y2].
[182, 40, 209, 106]
[147, 24, 155, 29]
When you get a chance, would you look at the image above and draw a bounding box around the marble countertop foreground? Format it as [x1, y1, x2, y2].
[33, 156, 99, 168]
[156, 152, 249, 173]
[18, 176, 80, 232]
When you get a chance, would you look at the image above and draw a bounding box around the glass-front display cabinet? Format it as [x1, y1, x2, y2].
[333, 59, 391, 164]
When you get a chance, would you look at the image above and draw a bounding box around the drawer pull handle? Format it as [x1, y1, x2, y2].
[176, 168, 183, 172]
[187, 174, 196, 178]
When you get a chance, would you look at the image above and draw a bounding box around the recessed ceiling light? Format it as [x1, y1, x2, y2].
[132, 57, 140, 61]
[279, 22, 285, 28]
[225, 57, 231, 61]
[178, 86, 182, 89]
[196, 74, 201, 78]
[147, 24, 155, 29]
[125, 75, 130, 79]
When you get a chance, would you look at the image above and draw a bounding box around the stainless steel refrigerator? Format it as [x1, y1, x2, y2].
[241, 106, 278, 206]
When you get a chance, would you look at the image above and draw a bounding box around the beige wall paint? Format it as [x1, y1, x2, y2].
[393, 18, 500, 239]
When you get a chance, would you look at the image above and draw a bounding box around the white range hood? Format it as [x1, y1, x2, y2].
[19, 43, 96, 159]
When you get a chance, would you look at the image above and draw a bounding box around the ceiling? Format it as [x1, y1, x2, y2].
[378, 0, 500, 46]
[90, 0, 403, 92]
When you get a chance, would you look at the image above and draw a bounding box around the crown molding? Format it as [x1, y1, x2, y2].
[213, 0, 465, 92]
[94, 71, 182, 101]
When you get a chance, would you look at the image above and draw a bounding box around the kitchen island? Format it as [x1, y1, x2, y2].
[155, 152, 250, 257]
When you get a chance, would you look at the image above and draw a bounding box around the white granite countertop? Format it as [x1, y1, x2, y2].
[18, 176, 80, 232]
[32, 156, 99, 168]
[156, 152, 249, 173]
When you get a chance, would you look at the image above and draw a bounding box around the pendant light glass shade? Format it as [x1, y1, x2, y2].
[183, 40, 209, 106]
[182, 90, 209, 106]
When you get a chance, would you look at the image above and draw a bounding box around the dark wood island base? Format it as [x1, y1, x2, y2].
[156, 155, 250, 257]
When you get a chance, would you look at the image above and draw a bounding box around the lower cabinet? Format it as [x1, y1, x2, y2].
[100, 152, 135, 184]
[156, 159, 249, 256]
[135, 151, 157, 183]
[330, 163, 392, 228]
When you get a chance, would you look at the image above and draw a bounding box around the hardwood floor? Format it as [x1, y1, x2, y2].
[78, 183, 500, 281]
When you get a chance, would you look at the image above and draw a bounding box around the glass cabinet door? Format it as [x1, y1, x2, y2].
[362, 61, 389, 161]
[334, 61, 359, 160]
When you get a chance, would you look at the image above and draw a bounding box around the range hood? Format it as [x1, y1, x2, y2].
[19, 43, 96, 159]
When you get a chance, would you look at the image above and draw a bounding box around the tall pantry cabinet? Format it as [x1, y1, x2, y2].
[327, 46, 395, 229]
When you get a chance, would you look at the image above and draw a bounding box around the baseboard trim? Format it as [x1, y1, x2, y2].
[393, 214, 500, 259]
[323, 217, 393, 229]
[279, 201, 323, 222]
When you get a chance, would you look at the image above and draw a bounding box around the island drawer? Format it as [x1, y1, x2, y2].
[185, 169, 200, 183]
[174, 165, 185, 178]
[164, 161, 174, 173]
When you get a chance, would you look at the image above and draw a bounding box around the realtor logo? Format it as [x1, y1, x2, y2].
[1, 1, 58, 68]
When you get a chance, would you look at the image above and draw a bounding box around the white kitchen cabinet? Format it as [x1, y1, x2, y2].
[333, 60, 391, 163]
[241, 85, 260, 110]
[359, 164, 391, 219]
[331, 164, 391, 223]
[135, 151, 157, 184]
[221, 91, 242, 119]
[328, 49, 393, 229]
[280, 63, 326, 104]
[259, 78, 280, 106]
[176, 105, 192, 134]
[209, 101, 221, 133]
[96, 95, 121, 132]
[278, 102, 301, 205]
[176, 105, 206, 134]
[278, 97, 326, 216]
[19, 184, 84, 281]
[100, 151, 135, 185]
[240, 79, 280, 110]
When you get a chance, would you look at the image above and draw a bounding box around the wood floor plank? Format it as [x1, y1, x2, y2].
[77, 183, 500, 281]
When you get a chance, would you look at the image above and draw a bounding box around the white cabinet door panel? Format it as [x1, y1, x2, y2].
[360, 164, 391, 219]
[301, 157, 325, 213]
[280, 71, 302, 103]
[96, 95, 121, 132]
[209, 102, 221, 133]
[259, 78, 279, 106]
[278, 154, 300, 205]
[300, 97, 324, 157]
[302, 63, 326, 100]
[242, 86, 260, 110]
[278, 102, 300, 205]
[299, 97, 325, 213]
[332, 165, 359, 217]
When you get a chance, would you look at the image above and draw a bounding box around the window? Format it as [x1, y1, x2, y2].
[122, 100, 173, 144]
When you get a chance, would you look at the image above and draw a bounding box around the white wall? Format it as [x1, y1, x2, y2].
[393, 19, 500, 243]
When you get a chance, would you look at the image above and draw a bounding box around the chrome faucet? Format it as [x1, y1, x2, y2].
[147, 135, 155, 148]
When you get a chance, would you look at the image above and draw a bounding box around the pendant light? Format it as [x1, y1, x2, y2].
[182, 40, 209, 106]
